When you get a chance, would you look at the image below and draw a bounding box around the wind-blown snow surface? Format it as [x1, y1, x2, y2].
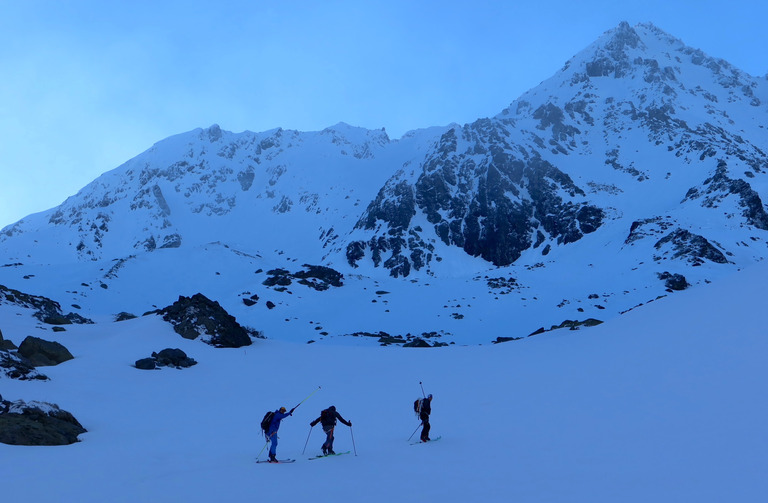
[2, 262, 766, 502]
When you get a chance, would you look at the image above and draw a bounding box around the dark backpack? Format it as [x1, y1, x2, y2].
[261, 411, 275, 436]
[414, 398, 422, 416]
[320, 408, 335, 426]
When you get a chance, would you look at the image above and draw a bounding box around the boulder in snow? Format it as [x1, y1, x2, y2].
[17, 336, 74, 367]
[0, 399, 86, 446]
[135, 357, 157, 370]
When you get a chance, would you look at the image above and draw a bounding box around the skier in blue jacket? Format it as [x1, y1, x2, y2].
[267, 406, 295, 462]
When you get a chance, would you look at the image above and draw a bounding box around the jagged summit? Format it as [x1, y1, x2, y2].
[499, 21, 764, 120]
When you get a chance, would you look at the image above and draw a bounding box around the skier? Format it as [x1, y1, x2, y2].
[310, 405, 351, 455]
[418, 394, 433, 442]
[266, 406, 295, 463]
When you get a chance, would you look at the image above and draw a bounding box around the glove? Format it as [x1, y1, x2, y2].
[348, 421, 352, 426]
[289, 407, 296, 415]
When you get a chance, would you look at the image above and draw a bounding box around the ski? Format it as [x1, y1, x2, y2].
[410, 436, 441, 445]
[256, 459, 295, 464]
[308, 450, 350, 460]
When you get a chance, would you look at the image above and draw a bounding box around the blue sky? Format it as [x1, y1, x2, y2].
[1, 0, 767, 228]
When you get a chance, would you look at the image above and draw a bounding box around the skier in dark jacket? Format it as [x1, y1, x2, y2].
[310, 405, 351, 455]
[418, 394, 433, 442]
[267, 406, 294, 462]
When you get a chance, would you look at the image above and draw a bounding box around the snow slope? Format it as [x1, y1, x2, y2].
[1, 259, 765, 502]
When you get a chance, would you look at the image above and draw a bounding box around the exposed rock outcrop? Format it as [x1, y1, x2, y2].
[135, 348, 197, 370]
[348, 123, 604, 276]
[115, 312, 138, 322]
[0, 285, 93, 325]
[0, 350, 48, 380]
[17, 336, 74, 367]
[0, 399, 86, 446]
[658, 271, 689, 291]
[0, 328, 17, 351]
[262, 265, 344, 291]
[654, 228, 728, 264]
[156, 293, 255, 348]
[684, 160, 768, 230]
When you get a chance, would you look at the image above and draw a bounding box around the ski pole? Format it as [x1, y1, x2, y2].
[419, 381, 426, 398]
[292, 386, 322, 410]
[302, 425, 314, 454]
[256, 437, 270, 460]
[408, 422, 421, 441]
[350, 425, 358, 456]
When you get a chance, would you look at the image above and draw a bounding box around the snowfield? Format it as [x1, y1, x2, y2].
[2, 260, 766, 502]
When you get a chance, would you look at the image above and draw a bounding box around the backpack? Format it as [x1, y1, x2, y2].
[320, 408, 335, 427]
[261, 411, 275, 437]
[414, 398, 423, 416]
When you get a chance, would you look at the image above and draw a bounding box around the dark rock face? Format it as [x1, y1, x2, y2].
[348, 122, 603, 276]
[262, 265, 344, 291]
[684, 160, 768, 230]
[1, 350, 48, 380]
[358, 179, 416, 232]
[262, 268, 292, 287]
[585, 22, 642, 79]
[135, 348, 197, 370]
[0, 399, 86, 446]
[625, 217, 675, 245]
[115, 312, 138, 322]
[293, 265, 344, 290]
[154, 348, 195, 367]
[658, 271, 689, 290]
[135, 357, 156, 370]
[0, 329, 17, 351]
[654, 228, 728, 264]
[402, 338, 432, 348]
[158, 293, 253, 348]
[0, 285, 94, 325]
[17, 337, 74, 367]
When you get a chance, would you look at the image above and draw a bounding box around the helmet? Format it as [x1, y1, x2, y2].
[279, 407, 287, 413]
[329, 405, 336, 411]
[428, 394, 433, 399]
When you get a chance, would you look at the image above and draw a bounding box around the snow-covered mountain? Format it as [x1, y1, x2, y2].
[1, 22, 767, 343]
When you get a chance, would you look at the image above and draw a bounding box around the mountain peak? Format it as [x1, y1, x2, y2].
[603, 20, 642, 51]
[204, 123, 222, 142]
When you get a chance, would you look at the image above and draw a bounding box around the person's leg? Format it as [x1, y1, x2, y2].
[322, 428, 332, 453]
[421, 419, 431, 441]
[269, 432, 278, 458]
